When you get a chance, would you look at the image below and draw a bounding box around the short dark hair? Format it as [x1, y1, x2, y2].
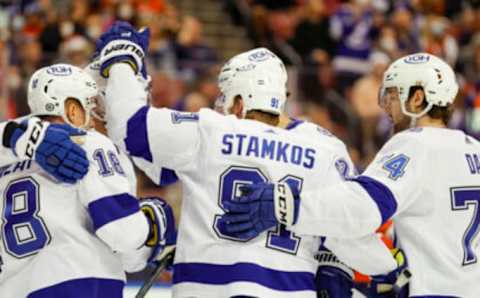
[408, 86, 454, 125]
[245, 110, 279, 126]
[234, 95, 280, 126]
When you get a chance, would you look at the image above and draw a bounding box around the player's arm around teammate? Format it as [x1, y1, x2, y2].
[0, 118, 89, 183]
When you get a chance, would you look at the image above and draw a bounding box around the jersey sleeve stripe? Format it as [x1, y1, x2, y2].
[350, 175, 398, 225]
[285, 119, 304, 130]
[159, 168, 178, 186]
[26, 278, 124, 298]
[172, 262, 315, 292]
[125, 106, 153, 162]
[88, 193, 140, 231]
[410, 296, 460, 298]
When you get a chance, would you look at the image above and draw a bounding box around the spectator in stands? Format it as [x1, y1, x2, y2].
[422, 15, 459, 66]
[264, 6, 302, 66]
[175, 16, 218, 82]
[289, 0, 335, 65]
[390, 7, 421, 57]
[59, 35, 92, 67]
[183, 92, 210, 112]
[329, 0, 378, 94]
[351, 51, 389, 159]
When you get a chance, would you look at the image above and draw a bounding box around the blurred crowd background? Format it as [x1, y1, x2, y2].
[3, 0, 480, 167]
[2, 0, 480, 286]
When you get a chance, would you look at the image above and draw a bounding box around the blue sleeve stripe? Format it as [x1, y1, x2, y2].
[159, 168, 178, 186]
[410, 296, 460, 298]
[125, 106, 153, 162]
[27, 278, 124, 298]
[173, 262, 315, 292]
[285, 118, 304, 130]
[350, 175, 397, 225]
[88, 193, 140, 231]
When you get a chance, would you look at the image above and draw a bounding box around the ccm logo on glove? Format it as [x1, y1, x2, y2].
[274, 183, 295, 226]
[26, 121, 45, 158]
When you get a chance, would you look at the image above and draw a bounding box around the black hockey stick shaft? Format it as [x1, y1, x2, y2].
[135, 248, 175, 298]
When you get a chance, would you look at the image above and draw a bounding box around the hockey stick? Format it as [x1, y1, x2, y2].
[135, 246, 175, 298]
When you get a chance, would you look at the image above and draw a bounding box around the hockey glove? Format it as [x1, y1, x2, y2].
[140, 197, 177, 263]
[223, 182, 300, 240]
[3, 118, 89, 183]
[316, 248, 354, 298]
[95, 21, 150, 79]
[366, 248, 411, 298]
[120, 197, 176, 273]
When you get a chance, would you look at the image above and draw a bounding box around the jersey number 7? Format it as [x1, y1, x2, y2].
[213, 166, 302, 255]
[451, 187, 480, 266]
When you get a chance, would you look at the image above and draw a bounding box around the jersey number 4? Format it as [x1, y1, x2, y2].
[214, 166, 302, 255]
[451, 187, 480, 266]
[2, 177, 51, 258]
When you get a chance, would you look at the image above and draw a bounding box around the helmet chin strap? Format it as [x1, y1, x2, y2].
[401, 101, 434, 128]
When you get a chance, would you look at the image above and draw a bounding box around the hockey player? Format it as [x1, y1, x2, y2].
[216, 47, 408, 298]
[0, 64, 175, 298]
[94, 22, 398, 297]
[227, 53, 480, 297]
[84, 60, 178, 187]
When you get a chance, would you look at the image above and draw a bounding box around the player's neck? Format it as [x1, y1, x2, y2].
[415, 116, 446, 129]
[277, 114, 291, 129]
[40, 115, 64, 124]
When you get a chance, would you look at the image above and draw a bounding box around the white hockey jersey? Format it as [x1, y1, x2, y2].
[107, 98, 396, 298]
[296, 127, 480, 298]
[102, 64, 397, 297]
[0, 130, 149, 297]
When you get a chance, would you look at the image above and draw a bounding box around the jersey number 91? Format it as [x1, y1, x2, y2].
[214, 166, 302, 255]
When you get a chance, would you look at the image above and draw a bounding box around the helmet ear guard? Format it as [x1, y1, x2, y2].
[28, 64, 99, 129]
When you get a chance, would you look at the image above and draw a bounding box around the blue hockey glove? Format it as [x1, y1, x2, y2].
[223, 182, 300, 240]
[363, 248, 411, 298]
[95, 21, 150, 79]
[3, 118, 89, 184]
[316, 249, 354, 298]
[140, 197, 177, 263]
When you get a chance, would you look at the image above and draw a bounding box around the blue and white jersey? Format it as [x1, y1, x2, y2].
[132, 156, 178, 187]
[103, 64, 395, 297]
[297, 128, 480, 297]
[109, 107, 394, 297]
[288, 121, 396, 276]
[117, 107, 326, 298]
[0, 130, 149, 298]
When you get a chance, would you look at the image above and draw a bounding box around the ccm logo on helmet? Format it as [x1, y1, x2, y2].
[46, 66, 72, 76]
[404, 54, 431, 64]
[248, 50, 274, 62]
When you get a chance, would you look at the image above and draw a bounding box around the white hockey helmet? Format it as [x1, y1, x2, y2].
[379, 52, 459, 120]
[28, 64, 98, 128]
[216, 47, 288, 117]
